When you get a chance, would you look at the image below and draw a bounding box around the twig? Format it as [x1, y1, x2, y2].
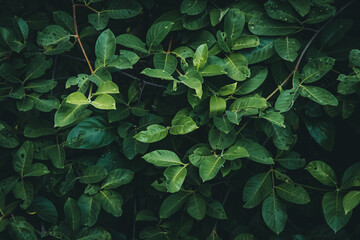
[119, 71, 167, 88]
[50, 55, 58, 95]
[132, 198, 137, 240]
[60, 54, 94, 63]
[266, 0, 355, 101]
[72, 2, 94, 74]
[212, 188, 231, 234]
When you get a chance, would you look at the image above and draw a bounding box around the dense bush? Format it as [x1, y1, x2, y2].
[1, 0, 360, 239]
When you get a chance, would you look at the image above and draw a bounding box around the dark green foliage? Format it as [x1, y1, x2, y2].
[1, 0, 360, 239]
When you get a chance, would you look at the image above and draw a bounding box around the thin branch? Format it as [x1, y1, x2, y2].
[61, 53, 94, 63]
[50, 55, 58, 95]
[265, 71, 294, 101]
[266, 0, 355, 100]
[119, 71, 167, 88]
[132, 198, 137, 240]
[72, 3, 94, 74]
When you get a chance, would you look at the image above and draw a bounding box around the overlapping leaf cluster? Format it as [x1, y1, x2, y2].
[1, 0, 360, 239]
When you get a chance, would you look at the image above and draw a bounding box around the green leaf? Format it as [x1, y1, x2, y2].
[267, 122, 294, 151]
[170, 116, 198, 135]
[146, 21, 174, 51]
[276, 151, 306, 170]
[79, 165, 108, 184]
[209, 96, 226, 118]
[89, 67, 112, 86]
[213, 115, 234, 134]
[264, 0, 299, 23]
[25, 79, 57, 93]
[200, 64, 226, 77]
[13, 180, 34, 209]
[234, 233, 255, 240]
[300, 85, 338, 106]
[217, 30, 231, 53]
[24, 55, 52, 82]
[224, 9, 245, 44]
[179, 73, 203, 98]
[105, 0, 142, 19]
[243, 172, 272, 208]
[193, 43, 208, 71]
[302, 57, 335, 83]
[232, 35, 260, 50]
[224, 53, 250, 81]
[218, 83, 237, 96]
[303, 3, 336, 24]
[305, 161, 337, 187]
[289, 0, 310, 17]
[101, 168, 134, 189]
[206, 200, 227, 219]
[37, 25, 70, 46]
[262, 112, 285, 128]
[53, 11, 74, 33]
[349, 49, 360, 67]
[13, 141, 33, 177]
[93, 81, 119, 95]
[222, 145, 249, 160]
[13, 16, 29, 41]
[262, 192, 287, 235]
[66, 116, 116, 149]
[154, 53, 178, 74]
[64, 197, 81, 231]
[76, 227, 111, 240]
[275, 88, 299, 113]
[116, 34, 147, 53]
[54, 101, 90, 127]
[8, 219, 37, 240]
[180, 0, 207, 15]
[136, 209, 158, 221]
[159, 192, 190, 218]
[78, 194, 101, 227]
[23, 163, 50, 177]
[305, 118, 335, 151]
[28, 94, 59, 112]
[241, 139, 274, 164]
[67, 92, 89, 105]
[199, 155, 225, 182]
[248, 15, 300, 36]
[210, 8, 229, 26]
[91, 94, 116, 110]
[141, 68, 176, 80]
[0, 122, 19, 148]
[275, 183, 310, 204]
[31, 196, 58, 223]
[343, 191, 360, 215]
[274, 37, 300, 62]
[0, 176, 18, 196]
[186, 194, 206, 220]
[183, 10, 210, 30]
[99, 190, 123, 217]
[95, 29, 116, 67]
[123, 135, 149, 160]
[189, 147, 212, 167]
[230, 94, 268, 112]
[142, 150, 183, 167]
[134, 124, 168, 143]
[236, 66, 268, 95]
[164, 165, 188, 193]
[342, 162, 360, 189]
[88, 12, 109, 31]
[322, 192, 351, 233]
[242, 37, 275, 64]
[208, 128, 236, 150]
